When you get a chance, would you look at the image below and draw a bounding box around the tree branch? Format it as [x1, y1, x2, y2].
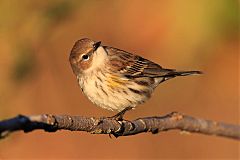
[0, 112, 239, 140]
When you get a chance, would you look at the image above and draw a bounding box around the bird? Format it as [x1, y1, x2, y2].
[69, 38, 202, 119]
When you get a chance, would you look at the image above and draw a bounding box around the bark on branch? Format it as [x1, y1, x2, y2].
[0, 112, 239, 140]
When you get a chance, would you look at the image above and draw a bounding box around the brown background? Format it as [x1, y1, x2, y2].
[0, 0, 239, 159]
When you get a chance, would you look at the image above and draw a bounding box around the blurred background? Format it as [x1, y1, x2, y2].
[0, 0, 239, 159]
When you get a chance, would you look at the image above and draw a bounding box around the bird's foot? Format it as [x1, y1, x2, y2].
[108, 107, 133, 121]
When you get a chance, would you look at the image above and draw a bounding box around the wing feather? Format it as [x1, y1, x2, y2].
[105, 46, 174, 78]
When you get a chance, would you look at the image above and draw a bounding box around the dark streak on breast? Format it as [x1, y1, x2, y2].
[126, 99, 133, 104]
[100, 85, 108, 96]
[95, 81, 99, 89]
[135, 80, 149, 86]
[96, 76, 103, 82]
[129, 88, 142, 95]
[128, 88, 151, 98]
[123, 90, 128, 95]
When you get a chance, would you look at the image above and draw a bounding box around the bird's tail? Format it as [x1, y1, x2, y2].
[166, 70, 203, 77]
[158, 70, 202, 83]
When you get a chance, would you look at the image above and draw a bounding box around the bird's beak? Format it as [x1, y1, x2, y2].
[93, 41, 101, 51]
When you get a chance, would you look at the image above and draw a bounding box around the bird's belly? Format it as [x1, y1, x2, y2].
[78, 74, 152, 112]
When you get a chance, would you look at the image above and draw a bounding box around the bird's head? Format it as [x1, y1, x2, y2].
[69, 38, 107, 76]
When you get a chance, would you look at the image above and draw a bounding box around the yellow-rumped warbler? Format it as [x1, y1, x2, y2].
[69, 38, 201, 117]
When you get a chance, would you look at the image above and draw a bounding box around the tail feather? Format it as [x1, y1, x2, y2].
[167, 70, 203, 77]
[159, 70, 202, 83]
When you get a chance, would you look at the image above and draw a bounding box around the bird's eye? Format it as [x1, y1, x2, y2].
[81, 54, 89, 61]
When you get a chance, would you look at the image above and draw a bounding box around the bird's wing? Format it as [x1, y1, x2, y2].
[105, 46, 174, 78]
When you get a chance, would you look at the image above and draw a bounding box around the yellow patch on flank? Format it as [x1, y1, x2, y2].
[107, 74, 128, 89]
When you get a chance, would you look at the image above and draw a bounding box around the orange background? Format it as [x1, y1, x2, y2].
[0, 0, 239, 159]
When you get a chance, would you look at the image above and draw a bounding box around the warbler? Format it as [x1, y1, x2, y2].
[69, 38, 201, 118]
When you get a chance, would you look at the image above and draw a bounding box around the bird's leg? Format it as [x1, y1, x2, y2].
[108, 106, 133, 121]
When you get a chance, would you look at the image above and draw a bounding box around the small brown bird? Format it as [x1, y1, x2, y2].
[69, 38, 201, 118]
